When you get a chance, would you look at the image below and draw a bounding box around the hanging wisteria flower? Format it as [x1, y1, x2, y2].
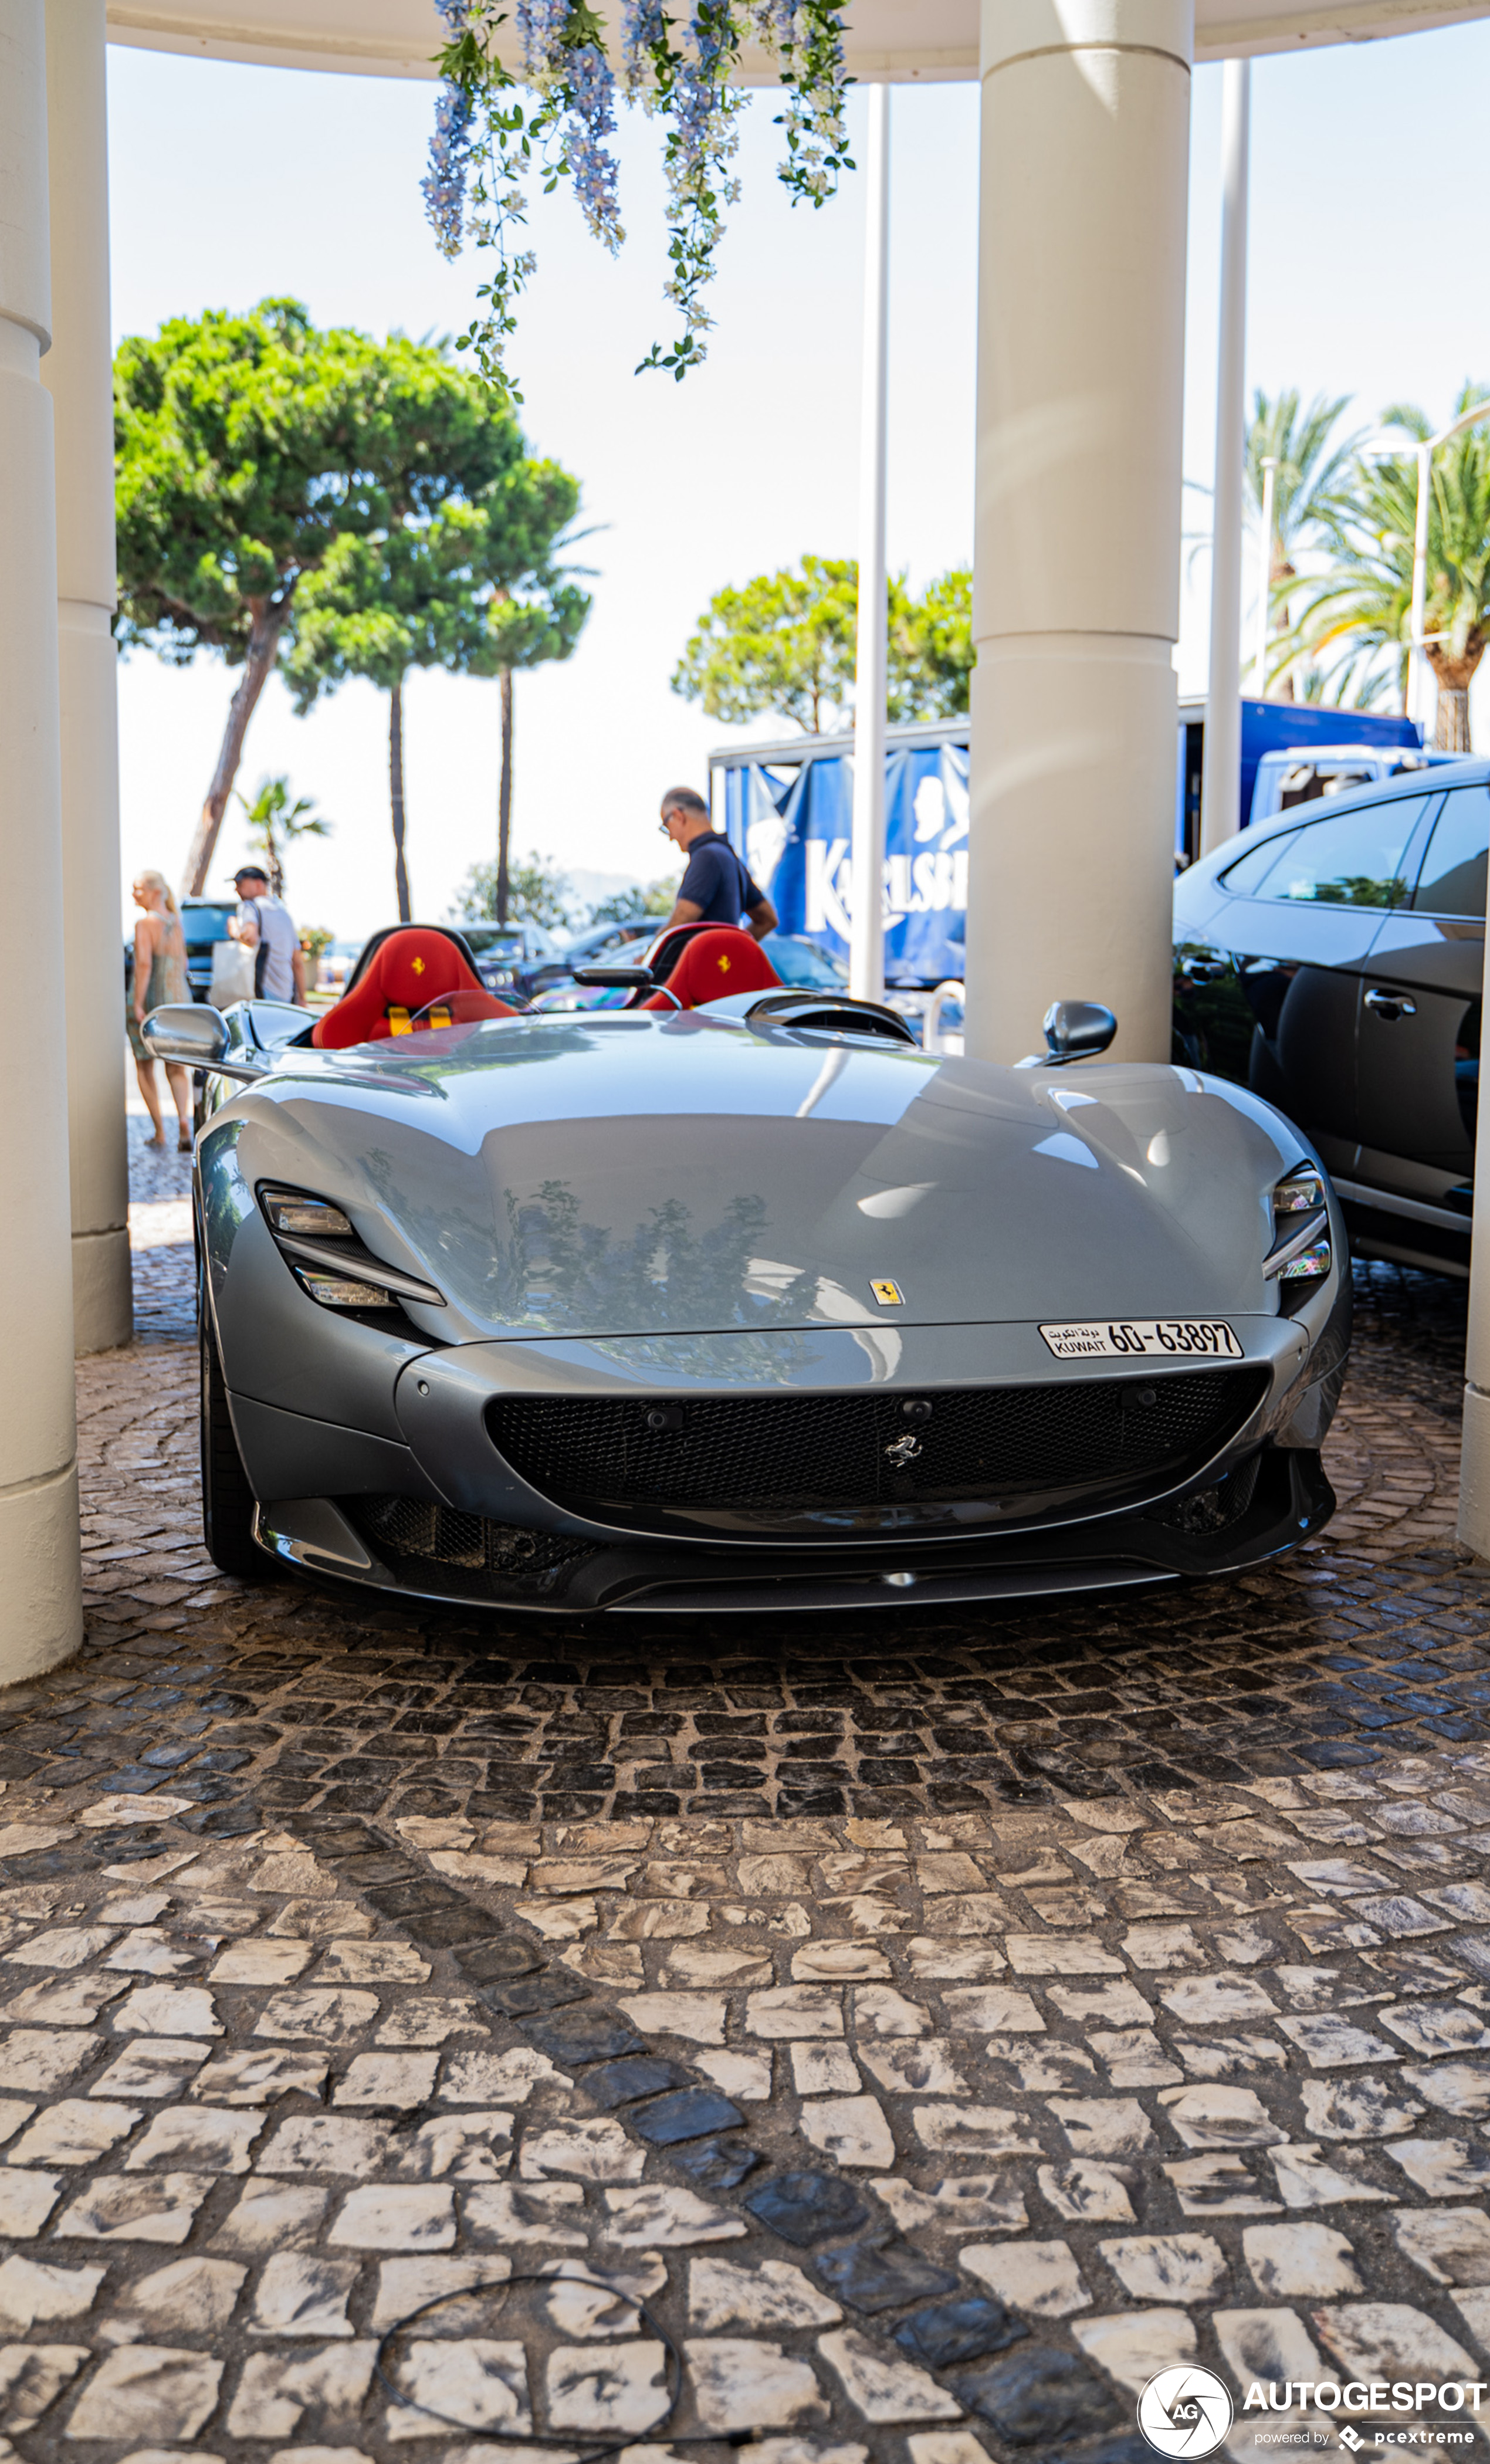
[424, 0, 851, 395]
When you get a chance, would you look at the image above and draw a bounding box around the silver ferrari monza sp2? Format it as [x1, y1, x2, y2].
[152, 983, 1348, 1617]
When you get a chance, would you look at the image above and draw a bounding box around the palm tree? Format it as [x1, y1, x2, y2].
[1245, 390, 1361, 697]
[1286, 385, 1490, 751]
[232, 775, 331, 899]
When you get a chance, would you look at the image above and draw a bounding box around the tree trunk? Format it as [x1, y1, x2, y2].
[1428, 641, 1483, 754]
[390, 677, 412, 922]
[496, 668, 513, 926]
[181, 600, 289, 896]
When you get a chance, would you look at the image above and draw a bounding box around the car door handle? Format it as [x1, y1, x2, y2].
[1179, 957, 1228, 982]
[1364, 987, 1417, 1020]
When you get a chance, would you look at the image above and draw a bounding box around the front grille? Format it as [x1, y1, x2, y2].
[351, 1495, 595, 1599]
[485, 1368, 1269, 1536]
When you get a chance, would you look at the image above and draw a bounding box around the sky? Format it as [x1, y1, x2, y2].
[105, 21, 1490, 942]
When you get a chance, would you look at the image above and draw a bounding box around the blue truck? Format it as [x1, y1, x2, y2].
[712, 697, 1426, 988]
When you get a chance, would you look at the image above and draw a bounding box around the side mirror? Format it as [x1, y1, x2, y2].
[140, 1004, 227, 1068]
[140, 1004, 267, 1084]
[572, 964, 652, 989]
[1042, 1000, 1118, 1064]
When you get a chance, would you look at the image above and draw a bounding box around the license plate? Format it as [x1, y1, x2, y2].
[1039, 1319, 1244, 1360]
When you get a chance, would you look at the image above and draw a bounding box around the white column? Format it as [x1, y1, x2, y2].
[1199, 57, 1249, 855]
[0, 0, 84, 1674]
[43, 0, 131, 1354]
[849, 82, 890, 1005]
[965, 0, 1193, 1066]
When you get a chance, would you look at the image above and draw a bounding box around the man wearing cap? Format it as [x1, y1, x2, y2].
[658, 787, 777, 941]
[229, 866, 307, 1005]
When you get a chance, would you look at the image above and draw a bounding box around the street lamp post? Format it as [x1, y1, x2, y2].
[1370, 402, 1490, 735]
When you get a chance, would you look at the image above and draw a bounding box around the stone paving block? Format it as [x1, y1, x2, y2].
[686, 2257, 841, 2331]
[334, 2052, 440, 2110]
[746, 1988, 846, 2040]
[64, 2344, 220, 2443]
[790, 2043, 860, 2095]
[267, 1902, 373, 1940]
[5, 1927, 119, 1971]
[1379, 2000, 1490, 2057]
[1069, 2308, 1196, 2395]
[960, 2241, 1091, 2319]
[89, 2039, 209, 2100]
[1173, 2033, 1287, 2079]
[252, 1989, 378, 2044]
[684, 2337, 827, 2432]
[852, 1988, 929, 2037]
[367, 2256, 513, 2333]
[1313, 2300, 1478, 2382]
[111, 1986, 221, 2037]
[798, 2095, 895, 2168]
[1268, 2143, 1393, 2206]
[912, 2105, 1040, 2158]
[189, 2046, 330, 2104]
[617, 1994, 727, 2045]
[1301, 2075, 1423, 2137]
[438, 2046, 564, 2104]
[463, 2185, 589, 2248]
[1276, 2013, 1400, 2067]
[124, 2104, 264, 2173]
[3, 2029, 101, 2091]
[250, 2253, 360, 2337]
[56, 2172, 212, 2244]
[520, 2119, 646, 2182]
[544, 2340, 666, 2435]
[327, 2186, 456, 2250]
[225, 2343, 378, 2439]
[1213, 2304, 1324, 2396]
[1004, 1935, 1123, 1976]
[908, 1944, 1008, 1982]
[1163, 2155, 1282, 2216]
[1121, 1925, 1207, 1971]
[1098, 2235, 1228, 2304]
[317, 1942, 431, 1986]
[102, 1930, 203, 1978]
[818, 2329, 960, 2425]
[208, 1940, 310, 1985]
[0, 2257, 104, 2332]
[120, 2256, 246, 2333]
[1402, 2060, 1490, 2116]
[255, 2115, 391, 2177]
[1038, 2162, 1137, 2224]
[1088, 2028, 1181, 2087]
[1048, 2098, 1153, 2157]
[1390, 2207, 1490, 2286]
[859, 2040, 968, 2096]
[871, 2177, 1030, 2236]
[1389, 2136, 1490, 2196]
[1451, 2289, 1490, 2356]
[395, 2114, 513, 2180]
[1158, 1974, 1279, 2025]
[696, 2051, 771, 2101]
[386, 2338, 531, 2440]
[9, 2100, 141, 2167]
[1, 1978, 123, 2028]
[1158, 2086, 1289, 2149]
[602, 2186, 746, 2246]
[0, 2341, 89, 2432]
[211, 2181, 331, 2252]
[941, 1988, 1045, 2035]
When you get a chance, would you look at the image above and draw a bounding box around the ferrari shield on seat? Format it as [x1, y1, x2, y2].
[640, 926, 781, 1010]
[311, 927, 514, 1048]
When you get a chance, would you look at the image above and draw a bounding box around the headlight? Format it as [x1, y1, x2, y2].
[256, 1182, 444, 1313]
[1265, 1166, 1332, 1288]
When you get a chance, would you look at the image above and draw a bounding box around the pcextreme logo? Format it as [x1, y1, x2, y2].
[1137, 2367, 1234, 2456]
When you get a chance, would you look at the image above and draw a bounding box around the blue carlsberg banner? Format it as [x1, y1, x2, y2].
[717, 737, 969, 987]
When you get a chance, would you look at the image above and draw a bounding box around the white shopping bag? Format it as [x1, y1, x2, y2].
[209, 939, 255, 1008]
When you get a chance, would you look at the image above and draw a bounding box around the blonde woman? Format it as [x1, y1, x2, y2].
[128, 871, 192, 1151]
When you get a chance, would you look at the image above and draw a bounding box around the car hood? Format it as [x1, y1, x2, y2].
[229, 1011, 1304, 1341]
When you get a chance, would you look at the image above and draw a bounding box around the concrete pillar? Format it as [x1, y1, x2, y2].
[43, 0, 131, 1353]
[964, 0, 1193, 1065]
[0, 0, 84, 1674]
[1199, 56, 1250, 855]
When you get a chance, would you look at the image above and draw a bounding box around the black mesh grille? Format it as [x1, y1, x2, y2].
[485, 1368, 1269, 1536]
[352, 1495, 595, 1598]
[1151, 1449, 1262, 1535]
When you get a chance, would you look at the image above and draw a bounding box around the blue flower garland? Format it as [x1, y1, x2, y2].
[425, 1, 851, 399]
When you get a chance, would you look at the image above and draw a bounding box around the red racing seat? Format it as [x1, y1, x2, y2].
[311, 926, 515, 1049]
[640, 926, 781, 1011]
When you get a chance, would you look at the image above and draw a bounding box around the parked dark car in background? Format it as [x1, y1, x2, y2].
[124, 895, 241, 1004]
[451, 919, 565, 1003]
[1173, 759, 1488, 1277]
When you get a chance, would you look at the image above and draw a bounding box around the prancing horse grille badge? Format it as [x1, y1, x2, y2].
[885, 1432, 923, 1468]
[871, 1279, 904, 1307]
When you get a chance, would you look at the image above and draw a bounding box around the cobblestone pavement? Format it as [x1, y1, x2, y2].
[1, 1161, 1487, 2463]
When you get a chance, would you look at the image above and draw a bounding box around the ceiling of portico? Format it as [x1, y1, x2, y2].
[106, 0, 1490, 74]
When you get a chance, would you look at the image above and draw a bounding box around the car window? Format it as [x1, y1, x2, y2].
[1250, 795, 1434, 908]
[1220, 829, 1299, 895]
[181, 903, 236, 939]
[766, 936, 849, 989]
[1410, 783, 1489, 917]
